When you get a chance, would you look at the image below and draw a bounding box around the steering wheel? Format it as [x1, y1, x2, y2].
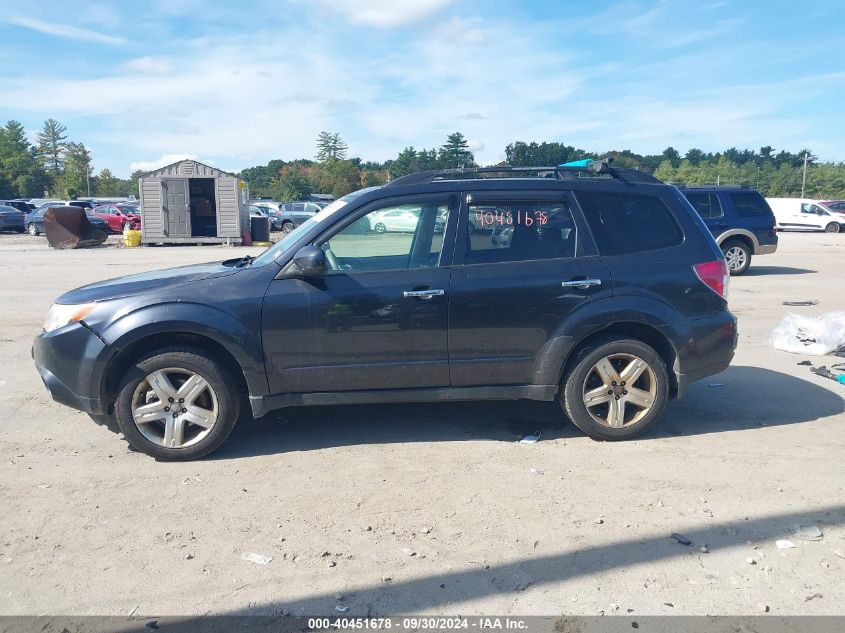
[324, 246, 340, 271]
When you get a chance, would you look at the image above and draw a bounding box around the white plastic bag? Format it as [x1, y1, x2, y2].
[770, 312, 845, 355]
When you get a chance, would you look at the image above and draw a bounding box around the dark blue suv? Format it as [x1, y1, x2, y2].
[678, 186, 778, 275]
[33, 163, 737, 460]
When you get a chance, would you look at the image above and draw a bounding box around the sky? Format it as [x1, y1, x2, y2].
[0, 0, 843, 177]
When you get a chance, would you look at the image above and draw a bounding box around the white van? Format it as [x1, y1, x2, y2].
[765, 198, 843, 233]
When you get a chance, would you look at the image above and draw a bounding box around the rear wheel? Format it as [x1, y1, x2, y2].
[721, 239, 751, 275]
[560, 339, 669, 441]
[281, 221, 295, 235]
[374, 222, 387, 233]
[825, 222, 840, 234]
[114, 348, 240, 460]
[28, 223, 39, 236]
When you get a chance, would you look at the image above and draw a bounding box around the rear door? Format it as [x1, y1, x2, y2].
[162, 179, 189, 237]
[448, 190, 612, 386]
[682, 191, 725, 237]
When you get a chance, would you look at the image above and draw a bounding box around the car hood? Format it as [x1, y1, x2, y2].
[57, 261, 244, 304]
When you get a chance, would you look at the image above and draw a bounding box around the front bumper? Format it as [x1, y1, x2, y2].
[32, 322, 111, 415]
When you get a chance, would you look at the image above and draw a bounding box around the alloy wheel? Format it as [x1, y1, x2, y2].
[724, 246, 747, 271]
[131, 367, 219, 449]
[582, 353, 657, 428]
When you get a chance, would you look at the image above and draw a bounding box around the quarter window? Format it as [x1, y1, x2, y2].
[318, 201, 450, 273]
[577, 192, 683, 256]
[730, 192, 772, 218]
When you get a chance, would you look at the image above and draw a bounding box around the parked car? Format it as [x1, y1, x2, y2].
[0, 199, 33, 214]
[33, 161, 736, 460]
[26, 204, 109, 236]
[369, 207, 420, 232]
[820, 200, 845, 215]
[0, 204, 26, 232]
[277, 201, 322, 234]
[766, 198, 844, 233]
[68, 200, 95, 211]
[678, 186, 778, 275]
[250, 204, 283, 231]
[93, 204, 141, 233]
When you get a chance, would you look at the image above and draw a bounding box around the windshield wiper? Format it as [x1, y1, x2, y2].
[234, 255, 254, 268]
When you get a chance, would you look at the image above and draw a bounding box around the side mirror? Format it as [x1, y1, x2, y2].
[290, 245, 326, 277]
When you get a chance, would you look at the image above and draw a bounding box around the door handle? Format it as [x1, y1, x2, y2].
[403, 289, 445, 299]
[561, 278, 602, 289]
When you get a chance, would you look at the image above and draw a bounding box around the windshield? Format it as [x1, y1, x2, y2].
[250, 187, 380, 267]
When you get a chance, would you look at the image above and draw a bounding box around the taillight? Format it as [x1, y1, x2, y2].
[693, 260, 729, 300]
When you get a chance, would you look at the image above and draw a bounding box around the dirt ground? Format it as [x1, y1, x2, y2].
[0, 231, 843, 617]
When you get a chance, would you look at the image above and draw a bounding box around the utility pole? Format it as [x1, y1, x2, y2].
[801, 152, 808, 198]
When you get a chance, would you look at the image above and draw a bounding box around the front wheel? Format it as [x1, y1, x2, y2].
[114, 348, 240, 460]
[28, 223, 39, 236]
[560, 339, 669, 441]
[281, 222, 295, 235]
[374, 222, 387, 233]
[721, 239, 751, 275]
[825, 222, 840, 234]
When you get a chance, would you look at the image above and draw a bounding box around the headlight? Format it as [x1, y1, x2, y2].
[43, 302, 97, 333]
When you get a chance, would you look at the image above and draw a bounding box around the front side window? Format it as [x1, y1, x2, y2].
[464, 201, 577, 264]
[577, 192, 683, 256]
[319, 200, 450, 273]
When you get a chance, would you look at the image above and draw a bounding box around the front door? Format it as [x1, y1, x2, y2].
[262, 193, 458, 394]
[162, 179, 189, 237]
[448, 191, 613, 386]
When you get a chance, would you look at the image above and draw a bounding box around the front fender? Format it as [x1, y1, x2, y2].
[95, 301, 267, 396]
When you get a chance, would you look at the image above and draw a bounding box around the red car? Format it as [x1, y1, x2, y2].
[93, 204, 141, 233]
[821, 200, 845, 216]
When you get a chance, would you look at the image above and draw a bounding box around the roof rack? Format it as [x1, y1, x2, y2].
[385, 158, 661, 187]
[676, 184, 751, 190]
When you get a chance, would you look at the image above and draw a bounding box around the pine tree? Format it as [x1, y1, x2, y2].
[316, 131, 348, 162]
[36, 119, 68, 172]
[438, 132, 475, 169]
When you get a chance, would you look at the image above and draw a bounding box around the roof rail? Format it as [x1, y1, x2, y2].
[384, 158, 662, 187]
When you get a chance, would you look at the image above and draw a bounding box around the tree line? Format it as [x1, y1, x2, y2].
[0, 119, 141, 200]
[3, 118, 844, 202]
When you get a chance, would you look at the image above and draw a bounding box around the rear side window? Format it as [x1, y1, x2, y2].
[576, 192, 683, 256]
[730, 192, 772, 218]
[684, 192, 723, 219]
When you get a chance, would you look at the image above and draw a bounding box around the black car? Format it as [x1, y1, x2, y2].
[33, 162, 737, 460]
[0, 199, 32, 214]
[678, 186, 778, 275]
[0, 204, 26, 232]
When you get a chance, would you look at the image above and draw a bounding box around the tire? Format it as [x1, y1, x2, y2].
[28, 223, 39, 236]
[825, 222, 840, 234]
[113, 347, 240, 461]
[281, 222, 295, 235]
[560, 338, 669, 441]
[721, 239, 751, 275]
[374, 222, 387, 233]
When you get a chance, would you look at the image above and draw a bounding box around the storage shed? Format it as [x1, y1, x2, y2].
[138, 159, 249, 244]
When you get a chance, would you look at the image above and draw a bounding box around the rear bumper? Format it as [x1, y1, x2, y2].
[674, 310, 737, 398]
[756, 243, 777, 255]
[32, 322, 111, 416]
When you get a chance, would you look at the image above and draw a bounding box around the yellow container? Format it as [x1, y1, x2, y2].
[124, 229, 142, 247]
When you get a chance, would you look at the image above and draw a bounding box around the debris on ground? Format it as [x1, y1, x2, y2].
[782, 300, 819, 306]
[530, 467, 544, 476]
[240, 552, 273, 565]
[809, 365, 845, 385]
[746, 557, 757, 565]
[708, 383, 725, 388]
[758, 604, 770, 613]
[770, 312, 845, 355]
[382, 576, 392, 583]
[776, 539, 796, 549]
[699, 545, 709, 553]
[797, 360, 812, 366]
[335, 605, 349, 613]
[805, 593, 823, 602]
[401, 548, 417, 557]
[594, 518, 604, 525]
[671, 533, 692, 546]
[791, 524, 823, 541]
[519, 430, 542, 444]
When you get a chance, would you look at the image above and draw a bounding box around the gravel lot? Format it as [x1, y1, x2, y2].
[0, 231, 843, 617]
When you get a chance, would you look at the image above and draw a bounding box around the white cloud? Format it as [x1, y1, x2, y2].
[7, 16, 126, 44]
[316, 0, 456, 28]
[129, 154, 209, 173]
[121, 56, 173, 73]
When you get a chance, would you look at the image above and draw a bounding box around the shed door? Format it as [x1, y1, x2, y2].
[163, 179, 190, 237]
